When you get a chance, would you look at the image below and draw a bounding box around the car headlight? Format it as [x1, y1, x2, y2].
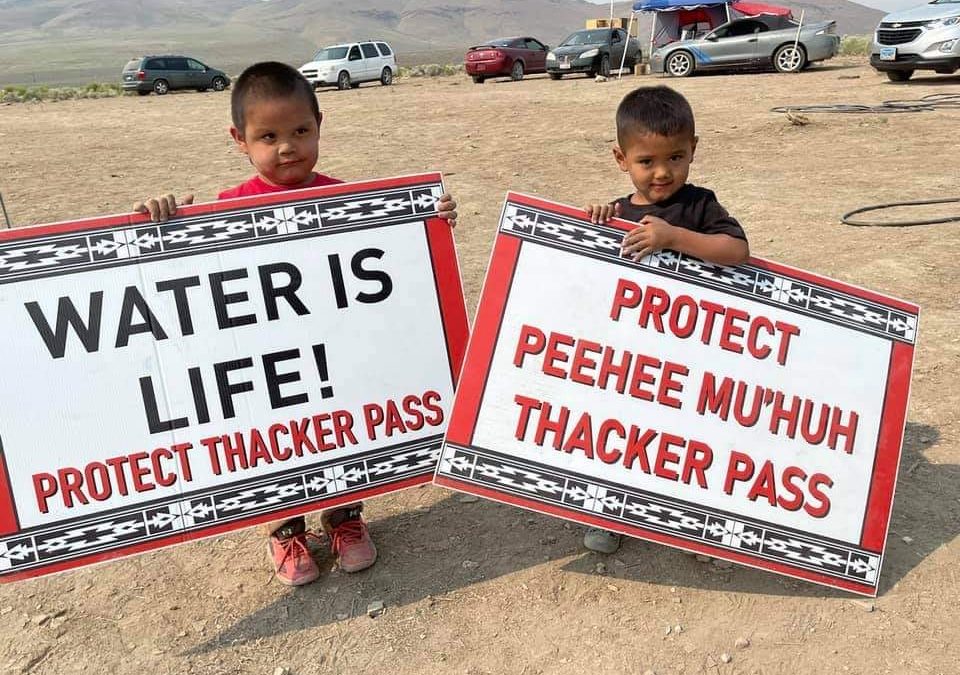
[926, 16, 960, 28]
[579, 49, 599, 59]
[546, 51, 556, 60]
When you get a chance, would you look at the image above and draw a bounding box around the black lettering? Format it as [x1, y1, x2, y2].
[25, 292, 104, 359]
[258, 263, 309, 320]
[209, 269, 256, 329]
[116, 285, 168, 348]
[352, 248, 393, 304]
[155, 276, 201, 336]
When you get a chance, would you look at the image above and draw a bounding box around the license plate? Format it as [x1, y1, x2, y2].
[559, 62, 571, 69]
[879, 47, 896, 61]
[476, 64, 485, 72]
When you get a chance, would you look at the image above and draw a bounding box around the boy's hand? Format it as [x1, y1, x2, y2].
[437, 193, 458, 228]
[584, 201, 622, 224]
[132, 193, 194, 222]
[621, 215, 676, 261]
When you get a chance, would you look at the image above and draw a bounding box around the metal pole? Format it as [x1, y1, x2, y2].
[619, 12, 635, 79]
[649, 13, 657, 69]
[792, 9, 805, 70]
[0, 192, 11, 229]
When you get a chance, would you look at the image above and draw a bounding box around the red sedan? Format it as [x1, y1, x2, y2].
[464, 36, 549, 83]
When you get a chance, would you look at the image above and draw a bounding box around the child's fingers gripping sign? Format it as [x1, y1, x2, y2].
[133, 193, 195, 222]
[584, 201, 623, 224]
[437, 193, 458, 227]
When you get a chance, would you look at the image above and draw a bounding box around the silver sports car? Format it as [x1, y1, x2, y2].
[651, 15, 840, 76]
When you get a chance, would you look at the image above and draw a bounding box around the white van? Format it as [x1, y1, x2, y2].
[870, 0, 960, 81]
[299, 41, 396, 90]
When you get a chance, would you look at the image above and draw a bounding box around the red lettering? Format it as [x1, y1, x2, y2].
[774, 321, 801, 366]
[723, 451, 754, 494]
[542, 332, 575, 379]
[513, 324, 546, 367]
[680, 441, 713, 489]
[638, 285, 670, 332]
[596, 419, 625, 464]
[805, 473, 833, 517]
[746, 315, 775, 361]
[609, 278, 642, 321]
[570, 339, 602, 386]
[32, 473, 58, 513]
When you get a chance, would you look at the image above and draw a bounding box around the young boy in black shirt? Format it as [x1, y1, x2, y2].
[583, 85, 749, 553]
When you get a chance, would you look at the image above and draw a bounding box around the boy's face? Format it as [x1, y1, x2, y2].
[613, 131, 698, 205]
[230, 94, 321, 188]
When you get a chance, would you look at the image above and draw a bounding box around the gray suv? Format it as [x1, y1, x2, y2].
[870, 0, 960, 81]
[122, 56, 231, 95]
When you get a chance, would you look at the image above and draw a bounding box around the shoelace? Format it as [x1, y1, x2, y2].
[275, 532, 325, 571]
[330, 520, 366, 554]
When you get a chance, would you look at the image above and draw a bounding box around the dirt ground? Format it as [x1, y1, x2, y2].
[0, 58, 958, 675]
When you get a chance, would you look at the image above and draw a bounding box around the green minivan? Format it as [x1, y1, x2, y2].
[121, 55, 231, 95]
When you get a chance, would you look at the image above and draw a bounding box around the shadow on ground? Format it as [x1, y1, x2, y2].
[188, 421, 956, 652]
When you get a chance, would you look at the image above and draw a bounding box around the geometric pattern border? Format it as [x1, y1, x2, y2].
[501, 202, 917, 345]
[438, 443, 881, 589]
[0, 181, 445, 284]
[0, 438, 442, 575]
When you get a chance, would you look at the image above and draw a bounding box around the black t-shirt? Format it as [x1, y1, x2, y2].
[613, 184, 747, 242]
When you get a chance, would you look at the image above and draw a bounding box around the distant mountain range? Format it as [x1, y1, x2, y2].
[0, 0, 885, 86]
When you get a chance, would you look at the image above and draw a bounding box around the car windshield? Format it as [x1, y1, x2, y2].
[484, 39, 514, 47]
[123, 60, 140, 71]
[560, 30, 608, 46]
[312, 46, 349, 61]
[931, 0, 960, 4]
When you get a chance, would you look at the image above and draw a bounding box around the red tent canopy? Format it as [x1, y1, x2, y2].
[731, 1, 792, 17]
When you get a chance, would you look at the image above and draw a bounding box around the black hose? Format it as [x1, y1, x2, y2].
[772, 93, 960, 114]
[841, 197, 960, 227]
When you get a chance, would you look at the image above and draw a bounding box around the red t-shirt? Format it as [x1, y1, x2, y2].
[217, 173, 342, 200]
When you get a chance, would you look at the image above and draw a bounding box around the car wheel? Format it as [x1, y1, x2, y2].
[153, 79, 169, 95]
[886, 69, 913, 82]
[212, 76, 227, 91]
[598, 54, 611, 78]
[380, 67, 393, 86]
[510, 60, 525, 81]
[472, 75, 485, 84]
[549, 72, 563, 80]
[773, 44, 806, 73]
[137, 90, 150, 96]
[337, 71, 351, 90]
[665, 51, 694, 77]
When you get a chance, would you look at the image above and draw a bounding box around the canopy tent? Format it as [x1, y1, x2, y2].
[629, 0, 794, 52]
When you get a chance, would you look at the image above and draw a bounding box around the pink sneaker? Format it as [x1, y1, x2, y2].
[322, 504, 378, 573]
[267, 517, 320, 586]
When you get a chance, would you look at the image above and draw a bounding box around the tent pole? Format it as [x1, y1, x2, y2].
[610, 0, 615, 22]
[791, 9, 805, 69]
[619, 12, 636, 79]
[649, 12, 656, 69]
[725, 2, 731, 22]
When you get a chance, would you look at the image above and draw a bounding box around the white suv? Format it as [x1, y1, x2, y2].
[299, 41, 396, 90]
[870, 0, 960, 82]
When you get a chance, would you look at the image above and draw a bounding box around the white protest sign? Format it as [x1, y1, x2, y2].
[436, 192, 917, 596]
[0, 173, 467, 582]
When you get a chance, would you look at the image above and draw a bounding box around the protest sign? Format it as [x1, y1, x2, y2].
[0, 173, 467, 582]
[435, 192, 918, 595]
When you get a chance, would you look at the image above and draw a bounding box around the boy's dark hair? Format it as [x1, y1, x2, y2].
[616, 85, 696, 145]
[231, 61, 320, 133]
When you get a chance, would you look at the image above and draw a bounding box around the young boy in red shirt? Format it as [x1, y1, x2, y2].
[583, 85, 749, 553]
[135, 61, 458, 585]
